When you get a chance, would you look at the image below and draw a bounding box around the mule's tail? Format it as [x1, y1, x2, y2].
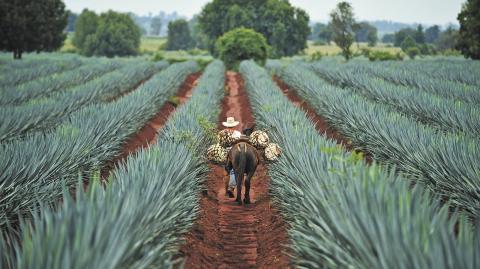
[237, 143, 247, 180]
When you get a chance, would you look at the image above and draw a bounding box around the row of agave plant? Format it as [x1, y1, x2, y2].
[0, 61, 199, 234]
[0, 59, 120, 106]
[344, 61, 480, 104]
[0, 54, 69, 72]
[0, 61, 168, 143]
[309, 62, 480, 139]
[373, 59, 480, 87]
[0, 60, 225, 269]
[0, 54, 83, 88]
[240, 60, 480, 268]
[275, 63, 480, 219]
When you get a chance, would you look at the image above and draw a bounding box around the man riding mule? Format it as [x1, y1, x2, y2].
[210, 117, 279, 204]
[221, 117, 259, 204]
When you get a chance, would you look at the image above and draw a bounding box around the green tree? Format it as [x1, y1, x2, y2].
[310, 23, 324, 40]
[353, 22, 372, 42]
[166, 19, 193, 50]
[150, 16, 162, 36]
[189, 15, 209, 49]
[330, 1, 356, 60]
[72, 9, 99, 50]
[405, 47, 420, 59]
[215, 28, 269, 70]
[414, 24, 426, 44]
[353, 22, 377, 46]
[394, 28, 416, 46]
[425, 25, 440, 43]
[437, 27, 459, 51]
[225, 4, 252, 30]
[382, 33, 395, 44]
[0, 0, 68, 59]
[367, 27, 378, 47]
[419, 43, 436, 55]
[318, 24, 333, 44]
[198, 0, 309, 58]
[457, 0, 480, 59]
[66, 11, 78, 32]
[82, 11, 141, 57]
[401, 36, 417, 52]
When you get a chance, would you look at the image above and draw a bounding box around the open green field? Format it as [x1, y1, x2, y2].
[305, 40, 402, 56]
[61, 35, 402, 59]
[61, 35, 213, 62]
[61, 35, 167, 54]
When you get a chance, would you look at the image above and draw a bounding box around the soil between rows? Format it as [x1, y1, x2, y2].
[178, 72, 291, 268]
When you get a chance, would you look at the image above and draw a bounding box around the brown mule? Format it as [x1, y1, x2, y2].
[226, 141, 260, 205]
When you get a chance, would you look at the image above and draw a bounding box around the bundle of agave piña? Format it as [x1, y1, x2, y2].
[206, 130, 281, 163]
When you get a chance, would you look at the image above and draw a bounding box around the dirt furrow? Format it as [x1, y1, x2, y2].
[178, 72, 291, 268]
[100, 72, 201, 181]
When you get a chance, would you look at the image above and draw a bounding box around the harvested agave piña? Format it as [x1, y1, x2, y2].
[249, 130, 269, 149]
[206, 143, 228, 163]
[217, 129, 239, 147]
[264, 143, 282, 161]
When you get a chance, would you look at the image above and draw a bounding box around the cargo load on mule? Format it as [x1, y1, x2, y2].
[206, 128, 282, 164]
[206, 123, 282, 205]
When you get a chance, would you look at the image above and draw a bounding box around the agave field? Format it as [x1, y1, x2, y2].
[0, 53, 479, 268]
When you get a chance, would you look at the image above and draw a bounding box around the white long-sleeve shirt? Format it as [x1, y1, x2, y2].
[231, 130, 241, 139]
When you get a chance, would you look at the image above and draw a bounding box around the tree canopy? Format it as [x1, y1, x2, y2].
[330, 1, 356, 60]
[72, 9, 99, 50]
[394, 28, 416, 47]
[457, 0, 480, 59]
[382, 33, 395, 44]
[66, 11, 78, 32]
[425, 25, 440, 43]
[166, 19, 194, 50]
[198, 0, 310, 58]
[437, 27, 459, 51]
[189, 15, 209, 50]
[318, 24, 334, 44]
[0, 0, 68, 59]
[413, 25, 426, 44]
[74, 10, 141, 57]
[353, 22, 378, 46]
[215, 28, 269, 70]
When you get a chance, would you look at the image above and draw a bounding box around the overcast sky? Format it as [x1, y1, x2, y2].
[64, 0, 465, 25]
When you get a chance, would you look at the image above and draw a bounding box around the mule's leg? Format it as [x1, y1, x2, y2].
[235, 171, 244, 205]
[244, 158, 258, 204]
[224, 174, 234, 198]
[244, 176, 251, 204]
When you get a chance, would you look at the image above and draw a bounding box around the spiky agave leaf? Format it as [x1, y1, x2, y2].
[1, 61, 225, 268]
[0, 61, 168, 143]
[277, 63, 480, 218]
[0, 61, 198, 231]
[309, 62, 480, 138]
[0, 55, 83, 89]
[240, 60, 480, 269]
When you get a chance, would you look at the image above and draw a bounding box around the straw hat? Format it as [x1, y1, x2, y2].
[222, 117, 239, 127]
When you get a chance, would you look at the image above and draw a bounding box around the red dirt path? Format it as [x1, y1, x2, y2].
[274, 77, 373, 164]
[100, 72, 200, 181]
[178, 72, 291, 268]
